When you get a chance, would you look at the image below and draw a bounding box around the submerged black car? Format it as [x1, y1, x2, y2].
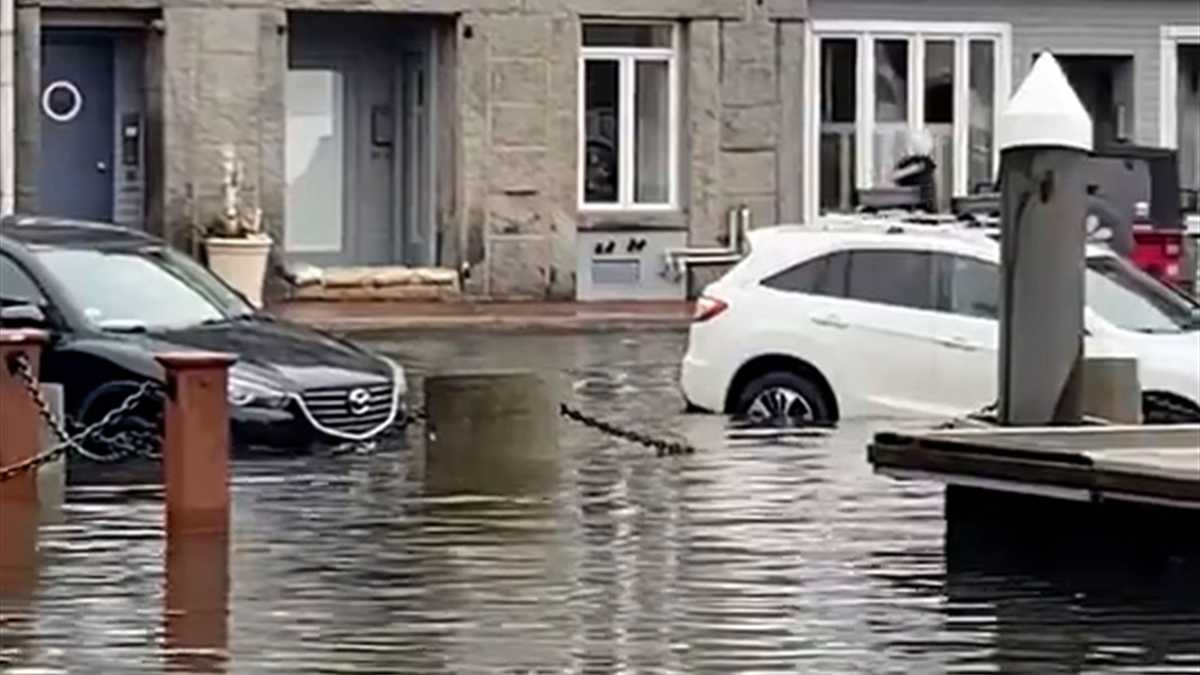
[0, 215, 408, 451]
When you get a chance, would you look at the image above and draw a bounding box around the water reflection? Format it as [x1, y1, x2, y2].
[0, 331, 1196, 672]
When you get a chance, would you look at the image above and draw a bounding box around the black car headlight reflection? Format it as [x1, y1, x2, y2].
[227, 376, 290, 409]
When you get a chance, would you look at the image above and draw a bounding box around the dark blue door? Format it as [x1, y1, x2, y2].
[39, 35, 114, 221]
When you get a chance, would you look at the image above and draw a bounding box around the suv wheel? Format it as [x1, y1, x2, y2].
[736, 372, 831, 425]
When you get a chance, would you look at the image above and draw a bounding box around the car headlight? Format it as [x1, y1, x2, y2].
[227, 375, 290, 409]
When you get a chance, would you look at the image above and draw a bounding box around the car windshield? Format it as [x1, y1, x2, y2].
[1086, 256, 1200, 333]
[34, 246, 254, 331]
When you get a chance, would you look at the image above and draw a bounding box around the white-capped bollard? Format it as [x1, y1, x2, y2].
[36, 382, 66, 522]
[997, 52, 1093, 426]
[422, 371, 560, 496]
[1081, 357, 1142, 425]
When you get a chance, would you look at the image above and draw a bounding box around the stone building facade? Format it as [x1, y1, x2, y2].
[7, 0, 808, 300]
[4, 0, 1197, 300]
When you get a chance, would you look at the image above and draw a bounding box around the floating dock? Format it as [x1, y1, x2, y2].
[869, 425, 1200, 512]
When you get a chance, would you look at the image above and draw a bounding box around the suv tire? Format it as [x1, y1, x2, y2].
[736, 372, 832, 424]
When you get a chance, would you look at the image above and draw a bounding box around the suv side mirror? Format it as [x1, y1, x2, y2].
[0, 303, 49, 330]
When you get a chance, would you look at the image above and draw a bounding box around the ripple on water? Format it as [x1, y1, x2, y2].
[2, 332, 1197, 673]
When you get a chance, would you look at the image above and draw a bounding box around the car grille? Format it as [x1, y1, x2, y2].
[298, 382, 396, 437]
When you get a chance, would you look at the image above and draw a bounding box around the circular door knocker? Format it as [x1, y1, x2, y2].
[42, 80, 84, 123]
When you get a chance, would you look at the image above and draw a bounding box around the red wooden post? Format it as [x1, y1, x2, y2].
[156, 352, 235, 668]
[155, 352, 236, 536]
[0, 330, 47, 608]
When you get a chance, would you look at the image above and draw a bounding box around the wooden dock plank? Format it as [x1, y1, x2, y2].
[869, 425, 1200, 510]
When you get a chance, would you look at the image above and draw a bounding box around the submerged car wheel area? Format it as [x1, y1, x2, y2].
[0, 215, 409, 453]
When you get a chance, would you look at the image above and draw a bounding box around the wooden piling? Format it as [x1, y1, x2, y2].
[0, 329, 46, 502]
[0, 330, 45, 608]
[155, 352, 236, 536]
[157, 352, 235, 669]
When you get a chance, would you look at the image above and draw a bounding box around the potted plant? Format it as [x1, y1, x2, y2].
[203, 144, 272, 308]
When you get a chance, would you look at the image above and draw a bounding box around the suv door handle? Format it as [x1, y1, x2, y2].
[811, 313, 849, 329]
[940, 336, 979, 351]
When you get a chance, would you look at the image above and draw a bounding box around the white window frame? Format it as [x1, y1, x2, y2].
[1159, 24, 1200, 149]
[802, 21, 1013, 223]
[578, 23, 680, 212]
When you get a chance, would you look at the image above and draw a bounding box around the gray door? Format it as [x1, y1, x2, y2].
[40, 36, 115, 221]
[399, 50, 435, 267]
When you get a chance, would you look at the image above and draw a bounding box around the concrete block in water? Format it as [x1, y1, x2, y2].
[1081, 357, 1142, 425]
[423, 370, 560, 496]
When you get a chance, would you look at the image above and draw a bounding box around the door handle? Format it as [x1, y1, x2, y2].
[940, 336, 979, 351]
[811, 313, 849, 329]
[96, 161, 108, 174]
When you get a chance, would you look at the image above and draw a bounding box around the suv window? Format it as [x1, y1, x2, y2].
[847, 250, 935, 310]
[761, 252, 849, 297]
[939, 255, 1000, 319]
[0, 255, 45, 306]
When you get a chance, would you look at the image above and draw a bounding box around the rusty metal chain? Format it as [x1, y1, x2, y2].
[1, 353, 164, 479]
[409, 400, 696, 457]
[559, 403, 696, 457]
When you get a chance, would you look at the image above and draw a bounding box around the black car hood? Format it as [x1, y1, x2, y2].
[137, 319, 392, 392]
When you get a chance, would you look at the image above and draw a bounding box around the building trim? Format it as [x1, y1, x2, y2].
[0, 0, 13, 215]
[1159, 24, 1200, 149]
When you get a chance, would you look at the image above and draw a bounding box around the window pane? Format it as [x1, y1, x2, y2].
[635, 60, 671, 204]
[848, 250, 933, 310]
[583, 24, 672, 48]
[822, 39, 857, 123]
[285, 70, 345, 252]
[874, 39, 910, 186]
[1178, 45, 1200, 201]
[925, 40, 955, 211]
[949, 256, 999, 319]
[820, 39, 858, 212]
[762, 252, 848, 296]
[0, 256, 44, 305]
[584, 60, 620, 204]
[875, 40, 909, 122]
[1086, 257, 1199, 332]
[968, 40, 996, 193]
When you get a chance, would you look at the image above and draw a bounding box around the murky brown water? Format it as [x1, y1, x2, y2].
[2, 331, 1198, 673]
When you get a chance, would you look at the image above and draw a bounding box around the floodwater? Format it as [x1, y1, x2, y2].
[2, 331, 1198, 674]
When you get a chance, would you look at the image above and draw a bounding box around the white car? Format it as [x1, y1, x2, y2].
[680, 222, 1200, 423]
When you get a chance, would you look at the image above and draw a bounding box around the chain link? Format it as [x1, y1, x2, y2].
[559, 403, 696, 457]
[0, 353, 165, 481]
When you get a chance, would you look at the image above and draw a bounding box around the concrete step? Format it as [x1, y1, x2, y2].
[284, 265, 462, 301]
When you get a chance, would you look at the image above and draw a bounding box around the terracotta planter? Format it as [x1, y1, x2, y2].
[204, 235, 272, 308]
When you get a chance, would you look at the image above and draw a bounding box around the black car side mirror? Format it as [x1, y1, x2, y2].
[0, 303, 49, 330]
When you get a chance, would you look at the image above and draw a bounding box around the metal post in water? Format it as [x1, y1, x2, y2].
[155, 351, 236, 536]
[0, 329, 46, 606]
[423, 370, 560, 496]
[155, 352, 234, 669]
[997, 52, 1093, 426]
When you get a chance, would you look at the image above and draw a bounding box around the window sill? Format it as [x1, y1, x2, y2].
[578, 209, 688, 231]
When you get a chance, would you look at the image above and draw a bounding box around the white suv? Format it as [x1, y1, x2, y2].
[680, 223, 1200, 423]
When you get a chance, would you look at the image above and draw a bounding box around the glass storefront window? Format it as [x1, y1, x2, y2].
[285, 69, 345, 253]
[968, 40, 996, 193]
[873, 39, 910, 186]
[820, 38, 858, 213]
